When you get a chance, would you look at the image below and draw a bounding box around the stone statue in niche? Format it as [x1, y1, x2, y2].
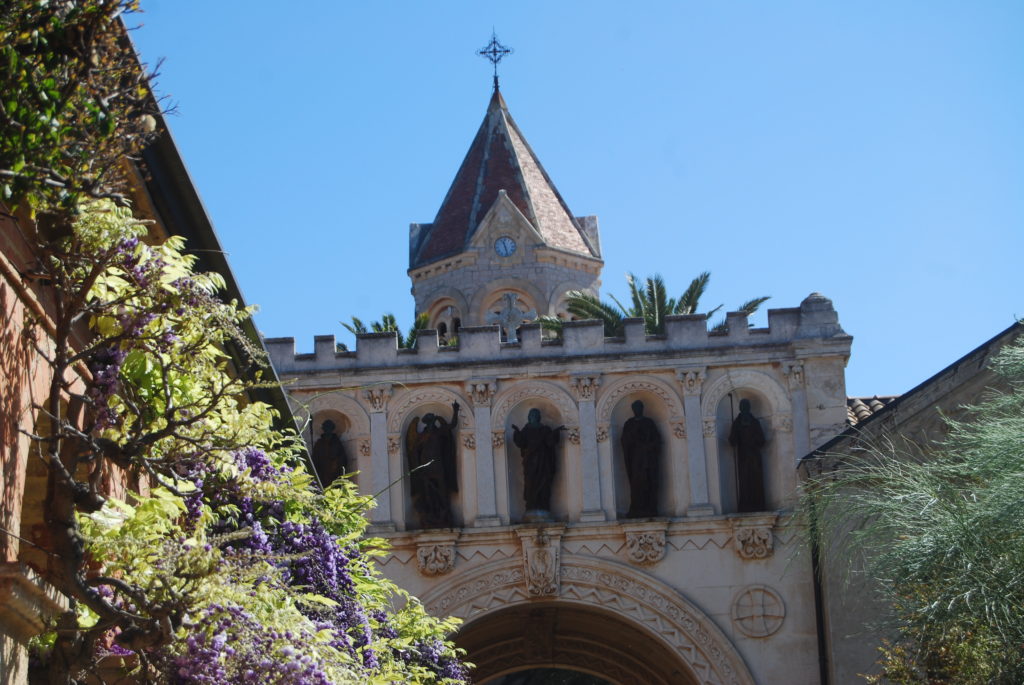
[406, 402, 460, 528]
[729, 399, 767, 512]
[312, 419, 348, 488]
[620, 400, 661, 518]
[513, 408, 564, 520]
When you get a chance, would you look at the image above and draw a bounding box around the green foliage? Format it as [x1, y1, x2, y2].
[0, 1, 161, 214]
[538, 271, 769, 337]
[804, 335, 1024, 683]
[340, 312, 430, 349]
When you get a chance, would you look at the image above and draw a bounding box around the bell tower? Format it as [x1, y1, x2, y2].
[408, 56, 602, 340]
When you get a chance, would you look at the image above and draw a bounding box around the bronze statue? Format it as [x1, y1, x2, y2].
[512, 408, 564, 516]
[406, 402, 460, 528]
[728, 399, 767, 512]
[312, 419, 348, 488]
[621, 400, 661, 518]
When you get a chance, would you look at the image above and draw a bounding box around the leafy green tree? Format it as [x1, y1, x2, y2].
[0, 3, 467, 682]
[340, 312, 430, 350]
[539, 271, 769, 337]
[803, 337, 1024, 683]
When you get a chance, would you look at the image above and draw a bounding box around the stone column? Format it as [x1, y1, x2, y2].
[571, 374, 605, 522]
[677, 368, 713, 515]
[784, 362, 810, 463]
[363, 385, 394, 530]
[467, 379, 501, 527]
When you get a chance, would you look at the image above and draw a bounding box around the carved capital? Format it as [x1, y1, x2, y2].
[783, 362, 805, 390]
[387, 433, 400, 456]
[774, 414, 793, 433]
[671, 421, 686, 439]
[517, 527, 563, 597]
[492, 431, 505, 449]
[702, 417, 717, 438]
[624, 530, 666, 566]
[363, 385, 392, 413]
[466, 379, 496, 408]
[567, 427, 580, 445]
[570, 374, 601, 402]
[676, 368, 706, 396]
[417, 542, 456, 576]
[596, 424, 609, 443]
[358, 439, 371, 457]
[462, 433, 476, 450]
[734, 526, 774, 560]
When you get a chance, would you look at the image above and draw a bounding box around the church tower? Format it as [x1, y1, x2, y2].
[408, 87, 603, 340]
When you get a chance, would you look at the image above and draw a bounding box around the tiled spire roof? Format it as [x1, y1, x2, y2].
[410, 89, 598, 268]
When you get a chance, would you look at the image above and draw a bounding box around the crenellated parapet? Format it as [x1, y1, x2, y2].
[267, 293, 850, 374]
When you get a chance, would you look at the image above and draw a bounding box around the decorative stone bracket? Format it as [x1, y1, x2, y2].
[516, 526, 564, 596]
[0, 563, 65, 644]
[732, 514, 778, 560]
[621, 520, 668, 566]
[570, 374, 601, 402]
[466, 379, 497, 408]
[415, 532, 460, 576]
[363, 385, 392, 412]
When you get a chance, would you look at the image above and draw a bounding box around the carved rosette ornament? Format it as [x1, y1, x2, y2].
[358, 439, 371, 457]
[570, 374, 601, 402]
[677, 368, 706, 396]
[386, 434, 400, 456]
[625, 530, 666, 566]
[567, 428, 580, 445]
[417, 543, 456, 576]
[702, 418, 717, 438]
[596, 425, 609, 443]
[732, 585, 785, 638]
[734, 526, 774, 560]
[517, 527, 563, 597]
[363, 385, 392, 413]
[671, 421, 686, 439]
[466, 380, 496, 408]
[492, 431, 505, 448]
[783, 362, 805, 390]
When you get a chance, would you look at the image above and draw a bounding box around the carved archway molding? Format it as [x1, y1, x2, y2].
[421, 555, 755, 685]
[386, 386, 473, 434]
[596, 374, 684, 426]
[302, 390, 371, 437]
[491, 379, 581, 429]
[700, 368, 790, 419]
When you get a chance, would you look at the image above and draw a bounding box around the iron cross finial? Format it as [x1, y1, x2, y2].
[477, 31, 513, 91]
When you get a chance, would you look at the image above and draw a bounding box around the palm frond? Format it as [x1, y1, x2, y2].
[676, 271, 711, 315]
[565, 290, 626, 337]
[737, 296, 771, 316]
[645, 274, 669, 334]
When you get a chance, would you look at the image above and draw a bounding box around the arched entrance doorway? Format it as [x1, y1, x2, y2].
[457, 602, 697, 684]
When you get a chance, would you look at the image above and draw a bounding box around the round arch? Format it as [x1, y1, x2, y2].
[700, 368, 790, 419]
[596, 375, 683, 426]
[386, 386, 473, 434]
[422, 555, 755, 685]
[303, 390, 371, 437]
[472, 277, 546, 325]
[491, 380, 580, 430]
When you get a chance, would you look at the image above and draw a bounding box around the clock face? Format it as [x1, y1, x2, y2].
[494, 236, 517, 257]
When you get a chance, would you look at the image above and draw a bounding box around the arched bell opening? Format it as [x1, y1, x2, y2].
[455, 602, 699, 685]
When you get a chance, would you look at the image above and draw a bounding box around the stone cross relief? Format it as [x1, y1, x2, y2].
[486, 293, 536, 344]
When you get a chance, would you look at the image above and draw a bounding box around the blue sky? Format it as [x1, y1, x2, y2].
[130, 2, 1023, 397]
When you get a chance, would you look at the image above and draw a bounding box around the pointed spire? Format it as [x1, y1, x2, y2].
[410, 91, 599, 269]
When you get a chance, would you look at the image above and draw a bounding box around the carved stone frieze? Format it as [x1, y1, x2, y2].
[363, 385, 392, 413]
[734, 526, 774, 560]
[570, 374, 601, 402]
[677, 368, 706, 396]
[596, 424, 609, 443]
[417, 543, 456, 576]
[732, 585, 785, 638]
[466, 380, 496, 408]
[517, 527, 564, 597]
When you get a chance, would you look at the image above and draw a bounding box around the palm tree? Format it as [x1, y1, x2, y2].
[338, 312, 430, 350]
[539, 271, 769, 337]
